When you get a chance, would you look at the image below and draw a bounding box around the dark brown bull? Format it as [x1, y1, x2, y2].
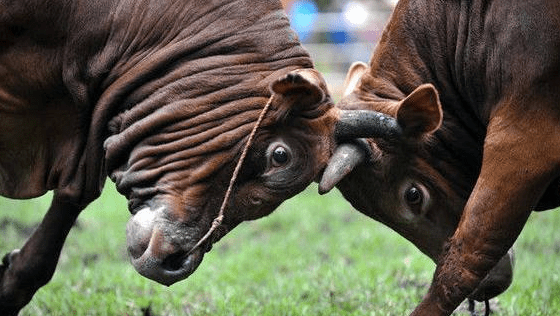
[319, 0, 560, 314]
[0, 0, 340, 313]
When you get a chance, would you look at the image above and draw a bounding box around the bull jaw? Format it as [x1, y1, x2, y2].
[126, 206, 207, 286]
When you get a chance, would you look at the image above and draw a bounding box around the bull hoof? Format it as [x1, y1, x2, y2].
[0, 249, 25, 316]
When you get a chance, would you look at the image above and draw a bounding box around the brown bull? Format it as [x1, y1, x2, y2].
[0, 0, 345, 314]
[319, 0, 560, 314]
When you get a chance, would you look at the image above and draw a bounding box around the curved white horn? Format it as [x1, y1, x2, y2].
[319, 142, 366, 194]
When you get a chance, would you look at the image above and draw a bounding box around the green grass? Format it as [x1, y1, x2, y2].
[1, 182, 560, 315]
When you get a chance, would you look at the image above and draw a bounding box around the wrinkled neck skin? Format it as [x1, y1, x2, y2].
[2, 0, 301, 204]
[97, 1, 315, 222]
[0, 0, 312, 205]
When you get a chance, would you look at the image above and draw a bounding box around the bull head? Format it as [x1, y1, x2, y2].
[107, 69, 337, 286]
[318, 62, 514, 302]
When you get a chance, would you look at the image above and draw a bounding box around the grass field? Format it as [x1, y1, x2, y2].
[1, 182, 560, 315]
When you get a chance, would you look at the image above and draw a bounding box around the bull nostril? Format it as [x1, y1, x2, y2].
[126, 207, 158, 259]
[128, 243, 146, 260]
[161, 251, 189, 271]
[125, 206, 209, 286]
[126, 225, 152, 260]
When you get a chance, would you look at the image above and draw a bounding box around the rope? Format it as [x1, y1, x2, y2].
[187, 95, 274, 255]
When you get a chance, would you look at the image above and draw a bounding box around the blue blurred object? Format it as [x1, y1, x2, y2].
[328, 30, 349, 44]
[288, 0, 318, 42]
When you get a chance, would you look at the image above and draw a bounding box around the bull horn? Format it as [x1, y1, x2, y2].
[335, 110, 402, 141]
[319, 110, 400, 194]
[318, 141, 367, 194]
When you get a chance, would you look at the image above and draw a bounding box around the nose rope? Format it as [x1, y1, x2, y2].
[187, 95, 274, 255]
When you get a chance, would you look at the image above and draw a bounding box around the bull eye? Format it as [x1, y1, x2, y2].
[405, 185, 423, 206]
[272, 146, 288, 164]
[266, 141, 292, 170]
[268, 143, 291, 168]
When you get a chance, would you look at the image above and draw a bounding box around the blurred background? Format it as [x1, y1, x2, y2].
[281, 0, 397, 98]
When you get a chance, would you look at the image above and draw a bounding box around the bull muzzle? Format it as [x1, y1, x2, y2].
[319, 110, 402, 194]
[126, 207, 207, 286]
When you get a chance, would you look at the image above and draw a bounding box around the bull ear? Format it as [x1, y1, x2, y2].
[343, 61, 368, 97]
[396, 83, 443, 137]
[269, 69, 329, 120]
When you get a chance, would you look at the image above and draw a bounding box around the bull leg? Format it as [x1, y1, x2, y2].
[0, 193, 82, 315]
[411, 105, 560, 316]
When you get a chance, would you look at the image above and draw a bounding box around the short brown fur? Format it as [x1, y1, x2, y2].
[336, 0, 560, 314]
